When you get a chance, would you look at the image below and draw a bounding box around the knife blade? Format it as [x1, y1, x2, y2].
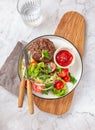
[24, 50, 29, 78]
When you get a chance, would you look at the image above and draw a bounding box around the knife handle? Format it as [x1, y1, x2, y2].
[18, 77, 25, 107]
[27, 80, 34, 114]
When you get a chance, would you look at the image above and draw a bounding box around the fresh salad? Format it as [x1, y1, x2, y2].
[22, 56, 77, 97]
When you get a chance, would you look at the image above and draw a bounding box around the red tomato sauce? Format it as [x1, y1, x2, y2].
[56, 50, 73, 67]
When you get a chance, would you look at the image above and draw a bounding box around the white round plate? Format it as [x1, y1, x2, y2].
[18, 35, 83, 99]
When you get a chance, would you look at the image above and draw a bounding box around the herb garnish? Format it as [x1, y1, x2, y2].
[42, 50, 50, 59]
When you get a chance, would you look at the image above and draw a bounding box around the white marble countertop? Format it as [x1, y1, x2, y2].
[0, 0, 95, 130]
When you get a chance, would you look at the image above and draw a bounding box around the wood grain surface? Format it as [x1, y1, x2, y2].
[34, 11, 85, 115]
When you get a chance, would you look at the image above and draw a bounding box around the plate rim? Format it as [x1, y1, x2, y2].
[18, 34, 83, 100]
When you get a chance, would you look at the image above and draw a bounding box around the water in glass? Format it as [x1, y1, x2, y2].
[17, 0, 43, 26]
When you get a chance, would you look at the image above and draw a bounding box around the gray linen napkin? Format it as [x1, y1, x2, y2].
[0, 41, 24, 96]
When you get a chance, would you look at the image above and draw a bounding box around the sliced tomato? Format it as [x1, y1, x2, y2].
[49, 62, 56, 72]
[58, 72, 66, 78]
[25, 79, 27, 87]
[29, 60, 37, 66]
[33, 82, 44, 92]
[55, 81, 64, 90]
[63, 75, 70, 82]
[58, 68, 69, 78]
[63, 68, 69, 74]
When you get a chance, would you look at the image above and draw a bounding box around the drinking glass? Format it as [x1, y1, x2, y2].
[17, 0, 43, 26]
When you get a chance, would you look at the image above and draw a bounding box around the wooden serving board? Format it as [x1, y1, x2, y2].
[34, 11, 85, 115]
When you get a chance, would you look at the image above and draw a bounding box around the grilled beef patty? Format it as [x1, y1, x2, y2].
[30, 38, 56, 63]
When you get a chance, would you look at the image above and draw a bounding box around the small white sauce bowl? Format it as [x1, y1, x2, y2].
[54, 47, 75, 68]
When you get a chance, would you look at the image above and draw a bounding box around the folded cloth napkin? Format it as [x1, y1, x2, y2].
[0, 41, 24, 96]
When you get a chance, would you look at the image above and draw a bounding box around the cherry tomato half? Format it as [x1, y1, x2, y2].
[63, 75, 70, 82]
[25, 79, 27, 87]
[29, 60, 37, 66]
[33, 82, 44, 92]
[58, 68, 69, 78]
[55, 81, 64, 90]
